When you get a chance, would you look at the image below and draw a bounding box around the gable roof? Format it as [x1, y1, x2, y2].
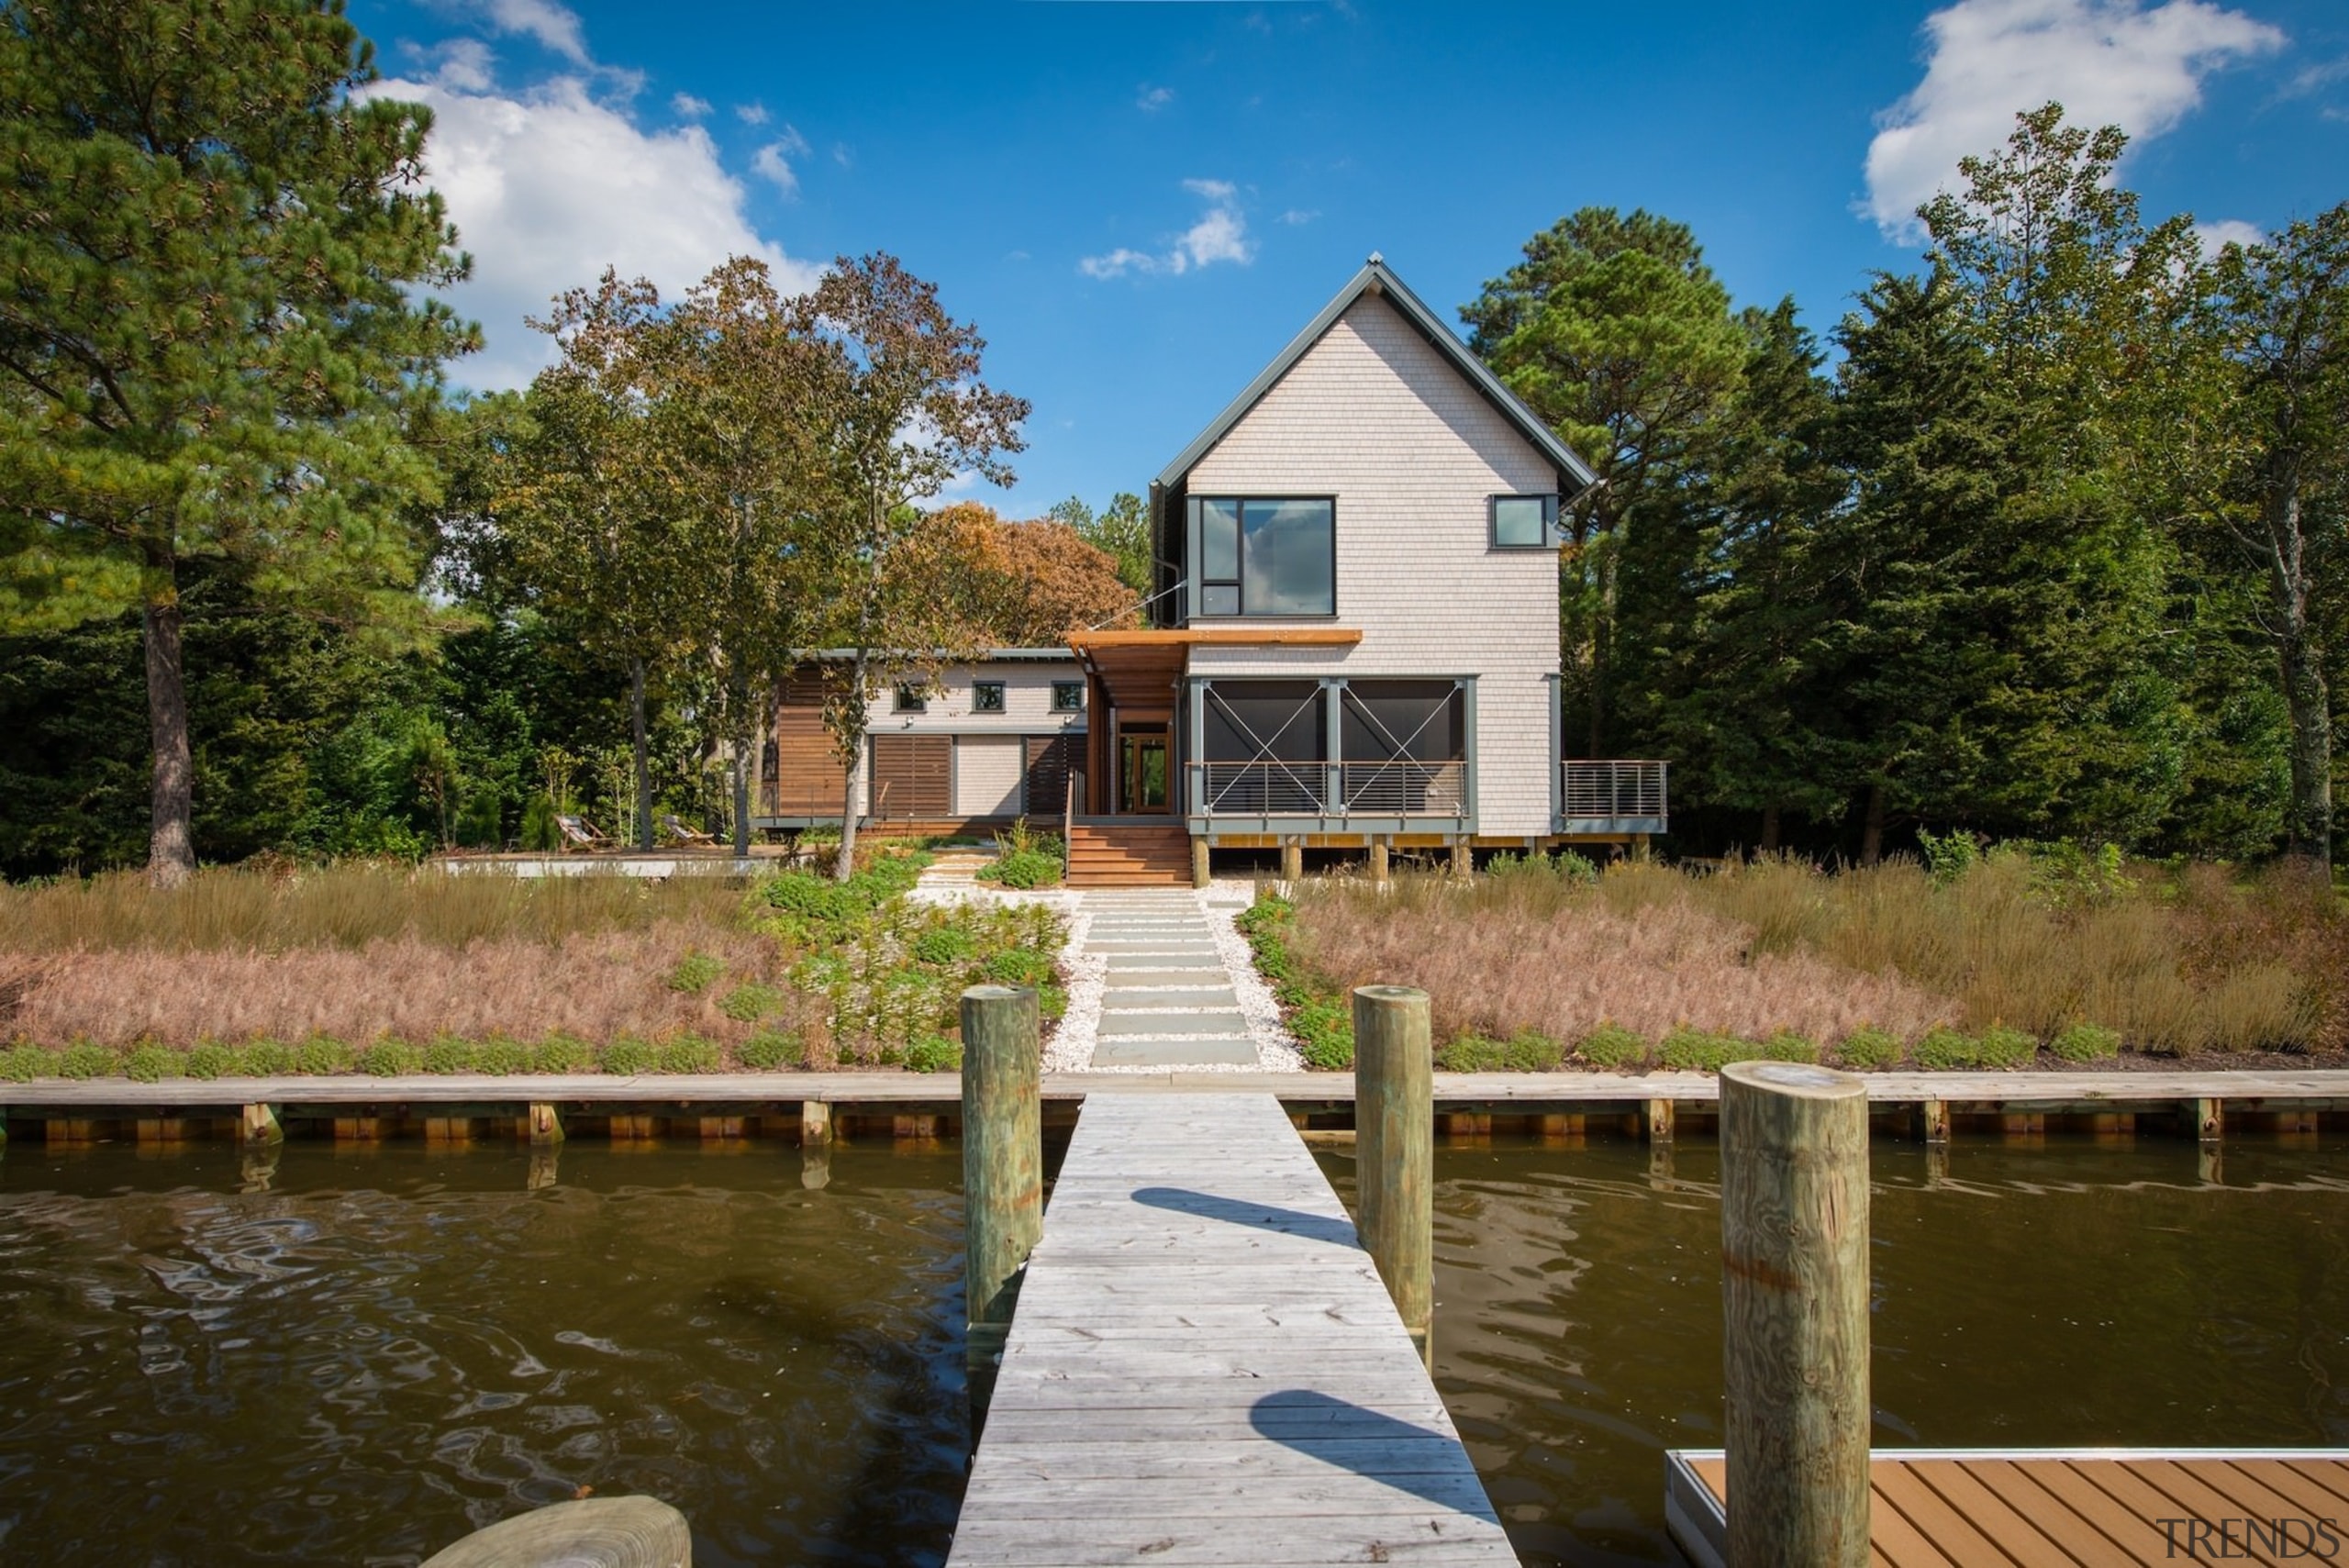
[1152, 253, 1600, 495]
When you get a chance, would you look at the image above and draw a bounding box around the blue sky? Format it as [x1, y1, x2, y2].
[350, 0, 2349, 514]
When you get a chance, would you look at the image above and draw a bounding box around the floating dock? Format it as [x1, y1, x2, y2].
[1667, 1448, 2349, 1567]
[946, 1091, 1511, 1566]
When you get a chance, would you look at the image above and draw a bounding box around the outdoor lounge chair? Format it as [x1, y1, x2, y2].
[554, 812, 611, 851]
[660, 812, 718, 847]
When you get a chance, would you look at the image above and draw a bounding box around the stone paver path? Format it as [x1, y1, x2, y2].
[1080, 890, 1260, 1068]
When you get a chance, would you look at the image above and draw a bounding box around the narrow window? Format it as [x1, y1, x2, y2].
[1491, 495, 1558, 550]
[894, 683, 928, 714]
[1051, 680, 1085, 714]
[973, 681, 1006, 714]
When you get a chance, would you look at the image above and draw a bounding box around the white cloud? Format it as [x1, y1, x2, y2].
[1080, 179, 1257, 279]
[1278, 207, 1320, 226]
[2194, 217, 2266, 254]
[1863, 0, 2286, 237]
[370, 68, 817, 390]
[480, 0, 588, 64]
[1137, 84, 1174, 111]
[432, 38, 497, 93]
[751, 127, 811, 195]
[736, 101, 770, 126]
[671, 91, 711, 118]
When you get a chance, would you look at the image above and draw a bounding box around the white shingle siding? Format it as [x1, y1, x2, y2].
[954, 736, 1027, 817]
[1185, 295, 1562, 837]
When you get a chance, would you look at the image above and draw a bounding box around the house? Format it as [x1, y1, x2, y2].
[756, 651, 1087, 833]
[1065, 252, 1667, 884]
[752, 253, 1667, 882]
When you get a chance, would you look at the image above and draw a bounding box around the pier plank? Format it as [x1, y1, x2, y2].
[946, 1091, 1507, 1567]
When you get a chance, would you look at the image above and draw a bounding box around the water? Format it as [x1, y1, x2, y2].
[3, 1134, 2344, 1567]
[0, 1141, 972, 1566]
[1327, 1135, 2349, 1567]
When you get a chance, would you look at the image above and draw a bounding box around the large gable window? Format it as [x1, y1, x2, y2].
[1195, 497, 1335, 617]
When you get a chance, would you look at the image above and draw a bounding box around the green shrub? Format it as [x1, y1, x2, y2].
[532, 1034, 596, 1074]
[1436, 1029, 1565, 1073]
[237, 1040, 295, 1077]
[718, 982, 782, 1022]
[1976, 1026, 2038, 1070]
[2052, 1022, 2121, 1062]
[983, 949, 1054, 986]
[739, 1030, 805, 1070]
[359, 1040, 423, 1077]
[912, 925, 976, 966]
[601, 1037, 657, 1075]
[519, 792, 562, 852]
[667, 951, 725, 994]
[1037, 984, 1068, 1021]
[0, 1045, 53, 1082]
[473, 1038, 530, 1075]
[1760, 1030, 1821, 1064]
[1658, 1028, 1743, 1073]
[658, 1035, 722, 1073]
[125, 1043, 184, 1083]
[1834, 1028, 1903, 1069]
[979, 847, 1063, 889]
[1577, 1023, 1650, 1069]
[58, 1041, 119, 1079]
[904, 1034, 963, 1073]
[1913, 1029, 1982, 1070]
[296, 1036, 354, 1075]
[1289, 996, 1352, 1070]
[424, 1036, 478, 1074]
[182, 1041, 235, 1079]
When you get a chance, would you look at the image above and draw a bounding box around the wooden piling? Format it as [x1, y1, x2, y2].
[241, 1103, 284, 1148]
[1646, 1098, 1675, 1143]
[800, 1099, 832, 1147]
[1720, 1061, 1871, 1568]
[420, 1495, 691, 1568]
[1920, 1099, 1950, 1145]
[1191, 835, 1211, 890]
[1353, 984, 1433, 1354]
[1451, 840, 1472, 877]
[1368, 837, 1390, 886]
[1280, 838, 1304, 884]
[528, 1103, 562, 1146]
[962, 984, 1043, 1372]
[2191, 1096, 2223, 1143]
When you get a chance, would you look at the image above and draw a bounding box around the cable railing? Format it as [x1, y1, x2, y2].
[1338, 760, 1467, 816]
[1189, 759, 1470, 817]
[1562, 760, 1668, 823]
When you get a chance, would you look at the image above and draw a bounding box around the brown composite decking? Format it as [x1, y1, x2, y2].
[1666, 1449, 2349, 1567]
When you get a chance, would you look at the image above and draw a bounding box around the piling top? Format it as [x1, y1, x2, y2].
[1720, 1060, 1865, 1100]
[1353, 984, 1430, 1004]
[420, 1496, 691, 1567]
[961, 984, 1030, 1004]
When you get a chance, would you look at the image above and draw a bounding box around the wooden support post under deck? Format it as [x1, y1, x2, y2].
[1720, 1062, 1871, 1568]
[1645, 1098, 1675, 1143]
[241, 1103, 284, 1148]
[1191, 834, 1211, 890]
[1451, 839, 1472, 877]
[800, 1099, 832, 1147]
[2191, 1096, 2223, 1143]
[1368, 837, 1390, 886]
[962, 985, 1043, 1376]
[1354, 984, 1434, 1357]
[1920, 1098, 1950, 1145]
[527, 1103, 562, 1145]
[1280, 837, 1303, 884]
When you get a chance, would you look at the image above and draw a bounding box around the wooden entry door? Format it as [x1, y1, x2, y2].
[1119, 729, 1170, 814]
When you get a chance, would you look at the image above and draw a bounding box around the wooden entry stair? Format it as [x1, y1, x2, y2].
[1066, 821, 1193, 887]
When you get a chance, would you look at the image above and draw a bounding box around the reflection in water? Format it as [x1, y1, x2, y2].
[1325, 1135, 2349, 1568]
[0, 1142, 969, 1566]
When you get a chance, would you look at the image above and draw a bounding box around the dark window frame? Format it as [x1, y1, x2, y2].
[1193, 495, 1338, 619]
[972, 680, 1007, 714]
[893, 682, 929, 714]
[1489, 494, 1560, 550]
[1050, 680, 1085, 714]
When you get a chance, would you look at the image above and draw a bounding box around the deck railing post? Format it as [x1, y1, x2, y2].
[962, 984, 1043, 1378]
[1720, 1061, 1871, 1567]
[1353, 984, 1433, 1359]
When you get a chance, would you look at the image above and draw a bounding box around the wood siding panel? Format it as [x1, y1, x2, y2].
[1185, 295, 1562, 836]
[872, 736, 952, 820]
[1023, 735, 1076, 817]
[771, 671, 850, 817]
[954, 735, 1026, 817]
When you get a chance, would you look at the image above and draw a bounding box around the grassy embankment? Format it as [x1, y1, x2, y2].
[1241, 851, 2347, 1072]
[0, 850, 1063, 1080]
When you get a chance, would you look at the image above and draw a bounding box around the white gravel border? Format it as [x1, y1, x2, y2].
[1197, 884, 1305, 1073]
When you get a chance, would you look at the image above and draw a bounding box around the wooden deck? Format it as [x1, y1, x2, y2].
[946, 1092, 1511, 1566]
[1668, 1448, 2349, 1567]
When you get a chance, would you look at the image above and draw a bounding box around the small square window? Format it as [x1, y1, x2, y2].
[973, 681, 1006, 714]
[894, 683, 928, 714]
[1051, 681, 1084, 714]
[1491, 495, 1558, 550]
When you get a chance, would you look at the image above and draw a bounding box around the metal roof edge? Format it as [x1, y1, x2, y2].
[1151, 255, 1599, 495]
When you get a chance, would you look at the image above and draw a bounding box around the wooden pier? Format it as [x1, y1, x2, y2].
[1668, 1448, 2349, 1567]
[946, 1091, 1511, 1566]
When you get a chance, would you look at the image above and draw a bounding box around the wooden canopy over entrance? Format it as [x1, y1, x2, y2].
[1064, 628, 1362, 816]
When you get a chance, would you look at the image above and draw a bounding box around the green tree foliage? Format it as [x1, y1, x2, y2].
[0, 0, 477, 884]
[1051, 492, 1153, 598]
